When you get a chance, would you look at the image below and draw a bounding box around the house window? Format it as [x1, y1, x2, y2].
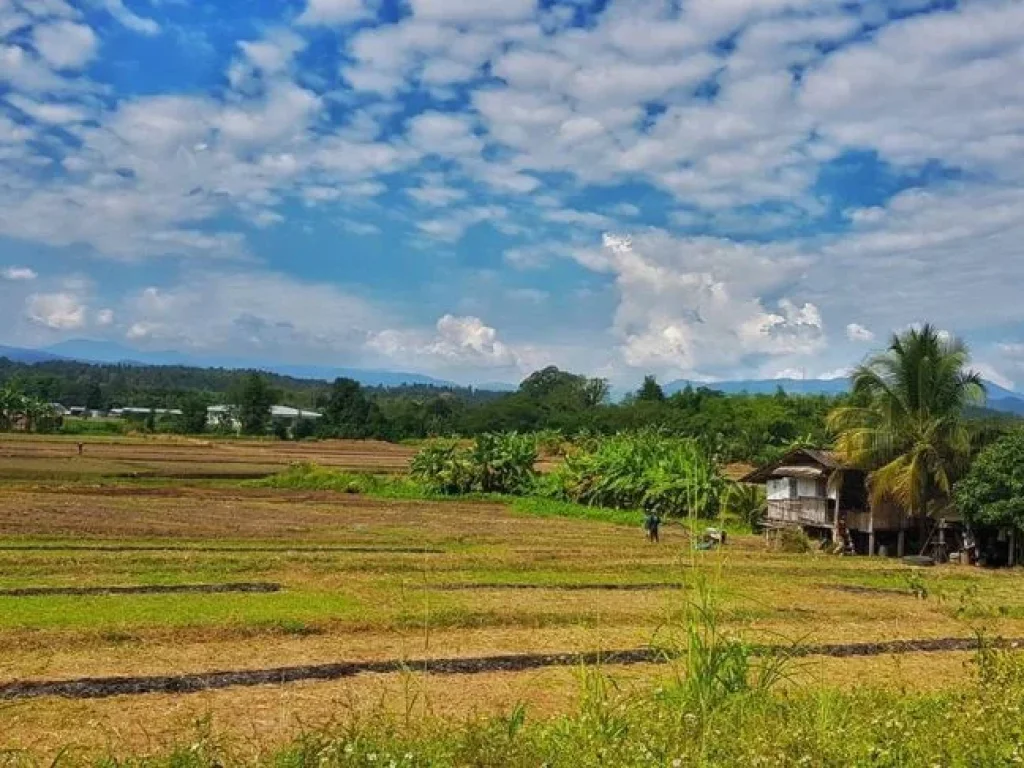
[796, 478, 822, 498]
[767, 478, 794, 500]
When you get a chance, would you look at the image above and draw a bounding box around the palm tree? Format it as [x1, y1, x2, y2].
[827, 324, 984, 555]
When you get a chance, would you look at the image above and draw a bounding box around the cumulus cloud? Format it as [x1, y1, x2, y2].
[25, 292, 87, 330]
[590, 232, 822, 378]
[369, 314, 523, 370]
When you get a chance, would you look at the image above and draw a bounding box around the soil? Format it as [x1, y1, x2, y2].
[825, 584, 911, 596]
[436, 583, 686, 591]
[0, 582, 282, 597]
[3, 636, 1017, 701]
[0, 545, 442, 554]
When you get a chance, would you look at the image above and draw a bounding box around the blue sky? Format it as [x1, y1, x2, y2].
[1, 0, 1024, 388]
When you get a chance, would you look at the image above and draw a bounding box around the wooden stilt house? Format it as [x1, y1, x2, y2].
[741, 448, 906, 555]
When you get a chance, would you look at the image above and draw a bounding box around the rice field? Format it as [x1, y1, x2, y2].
[1, 439, 1024, 763]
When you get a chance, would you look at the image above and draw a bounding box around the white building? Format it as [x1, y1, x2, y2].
[206, 404, 321, 432]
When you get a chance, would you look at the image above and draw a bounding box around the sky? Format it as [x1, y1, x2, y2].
[1, 0, 1023, 388]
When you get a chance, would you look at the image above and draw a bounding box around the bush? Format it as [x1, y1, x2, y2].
[60, 417, 127, 435]
[256, 462, 426, 499]
[720, 483, 767, 529]
[550, 432, 724, 518]
[410, 433, 538, 496]
[769, 526, 813, 553]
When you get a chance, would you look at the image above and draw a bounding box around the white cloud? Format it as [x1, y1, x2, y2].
[32, 21, 97, 69]
[590, 232, 822, 378]
[409, 0, 537, 23]
[846, 322, 875, 342]
[369, 314, 523, 370]
[2, 266, 37, 281]
[99, 0, 159, 35]
[298, 0, 368, 25]
[25, 292, 87, 330]
[119, 272, 388, 358]
[801, 2, 1024, 179]
[407, 183, 467, 207]
[7, 95, 87, 124]
[95, 308, 114, 326]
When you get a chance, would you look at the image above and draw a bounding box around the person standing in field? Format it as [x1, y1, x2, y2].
[644, 511, 662, 543]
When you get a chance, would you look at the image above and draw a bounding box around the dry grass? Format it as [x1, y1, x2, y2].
[0, 435, 415, 480]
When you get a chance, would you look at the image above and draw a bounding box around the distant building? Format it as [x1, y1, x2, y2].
[110, 407, 183, 418]
[206, 404, 321, 432]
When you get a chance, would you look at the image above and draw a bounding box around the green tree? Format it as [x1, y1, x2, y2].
[519, 366, 608, 409]
[827, 324, 984, 548]
[955, 430, 1024, 530]
[177, 393, 210, 434]
[318, 378, 385, 438]
[230, 373, 277, 436]
[637, 375, 666, 402]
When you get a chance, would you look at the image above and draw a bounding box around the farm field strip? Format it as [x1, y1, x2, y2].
[0, 436, 417, 479]
[2, 635, 1017, 702]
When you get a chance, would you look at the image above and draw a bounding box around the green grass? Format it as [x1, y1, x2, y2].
[253, 462, 425, 498]
[0, 590, 363, 631]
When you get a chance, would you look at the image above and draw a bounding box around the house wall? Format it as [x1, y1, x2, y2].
[847, 501, 904, 532]
[766, 498, 832, 528]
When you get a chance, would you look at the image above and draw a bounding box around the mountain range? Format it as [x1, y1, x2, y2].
[1, 340, 1023, 415]
[0, 340, 456, 389]
[663, 377, 1024, 416]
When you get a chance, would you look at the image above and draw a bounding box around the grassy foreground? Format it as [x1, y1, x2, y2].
[38, 627, 1024, 767]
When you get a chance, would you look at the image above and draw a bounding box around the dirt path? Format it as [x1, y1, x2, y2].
[2, 636, 1016, 701]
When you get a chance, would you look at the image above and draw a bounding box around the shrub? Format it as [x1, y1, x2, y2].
[410, 441, 477, 495]
[411, 433, 538, 496]
[770, 526, 813, 553]
[256, 462, 421, 497]
[720, 483, 767, 530]
[550, 432, 724, 518]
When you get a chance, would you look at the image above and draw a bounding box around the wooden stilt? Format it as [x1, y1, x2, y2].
[868, 505, 875, 557]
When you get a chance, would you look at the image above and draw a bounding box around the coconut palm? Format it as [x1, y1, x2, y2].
[827, 324, 984, 553]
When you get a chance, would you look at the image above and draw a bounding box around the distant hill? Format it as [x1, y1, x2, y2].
[663, 377, 1024, 416]
[42, 339, 455, 388]
[664, 377, 851, 396]
[0, 345, 66, 364]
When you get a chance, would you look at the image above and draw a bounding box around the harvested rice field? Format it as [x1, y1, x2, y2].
[0, 435, 415, 480]
[2, 447, 1024, 762]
